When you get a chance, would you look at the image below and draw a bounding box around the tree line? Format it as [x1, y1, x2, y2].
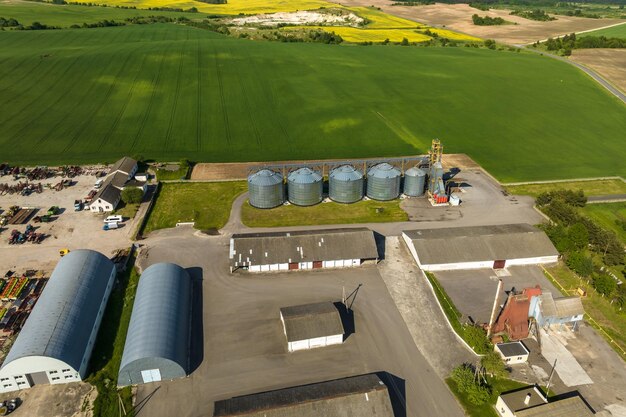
[472, 14, 508, 25]
[537, 189, 625, 308]
[542, 33, 626, 55]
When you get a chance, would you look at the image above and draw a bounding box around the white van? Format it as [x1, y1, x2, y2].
[104, 215, 123, 223]
[94, 179, 104, 189]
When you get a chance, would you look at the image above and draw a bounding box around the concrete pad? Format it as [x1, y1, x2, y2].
[435, 265, 561, 325]
[540, 328, 593, 387]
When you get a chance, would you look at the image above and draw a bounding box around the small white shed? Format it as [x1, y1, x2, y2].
[279, 302, 344, 352]
[495, 341, 529, 365]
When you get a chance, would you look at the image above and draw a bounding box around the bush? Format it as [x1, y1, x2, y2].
[484, 39, 496, 49]
[565, 251, 593, 277]
[121, 187, 144, 204]
[594, 274, 617, 297]
[450, 364, 491, 405]
[463, 325, 491, 353]
[481, 351, 507, 379]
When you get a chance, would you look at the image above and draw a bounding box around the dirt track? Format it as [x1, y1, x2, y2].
[190, 153, 479, 180]
[332, 0, 623, 45]
[570, 48, 626, 93]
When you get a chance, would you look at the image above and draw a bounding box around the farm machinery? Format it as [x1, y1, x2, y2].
[0, 182, 43, 196]
[0, 398, 20, 415]
[8, 225, 46, 245]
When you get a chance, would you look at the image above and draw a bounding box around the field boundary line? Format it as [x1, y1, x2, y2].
[528, 21, 626, 45]
[502, 176, 625, 186]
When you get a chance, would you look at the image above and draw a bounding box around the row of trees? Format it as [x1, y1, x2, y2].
[510, 9, 556, 21]
[472, 14, 507, 25]
[537, 190, 625, 307]
[544, 33, 626, 53]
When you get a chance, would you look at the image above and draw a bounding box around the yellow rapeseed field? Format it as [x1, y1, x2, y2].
[95, 0, 335, 14]
[287, 26, 431, 43]
[344, 6, 421, 29]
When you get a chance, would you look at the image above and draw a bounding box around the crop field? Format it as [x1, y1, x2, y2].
[581, 202, 626, 244]
[505, 179, 626, 197]
[0, 0, 198, 27]
[90, 0, 334, 14]
[0, 23, 625, 181]
[580, 22, 626, 38]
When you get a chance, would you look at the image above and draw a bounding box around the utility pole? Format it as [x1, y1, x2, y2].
[545, 359, 557, 398]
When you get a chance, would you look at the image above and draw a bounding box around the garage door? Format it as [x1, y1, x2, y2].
[493, 260, 506, 269]
[141, 369, 162, 383]
[288, 263, 299, 270]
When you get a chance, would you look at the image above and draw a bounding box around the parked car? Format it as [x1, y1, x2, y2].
[94, 179, 104, 189]
[104, 215, 123, 223]
[103, 222, 119, 231]
[74, 200, 83, 211]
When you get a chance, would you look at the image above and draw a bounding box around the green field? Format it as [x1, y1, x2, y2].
[581, 202, 626, 244]
[0, 1, 200, 27]
[143, 181, 246, 233]
[241, 199, 408, 227]
[0, 23, 625, 181]
[581, 22, 626, 38]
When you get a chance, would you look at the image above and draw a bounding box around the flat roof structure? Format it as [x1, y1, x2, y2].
[402, 224, 559, 271]
[230, 228, 379, 271]
[213, 374, 395, 417]
[516, 396, 594, 417]
[496, 342, 529, 358]
[280, 302, 344, 342]
[499, 386, 547, 413]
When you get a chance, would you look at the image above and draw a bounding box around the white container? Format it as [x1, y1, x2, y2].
[104, 215, 123, 223]
[449, 194, 461, 206]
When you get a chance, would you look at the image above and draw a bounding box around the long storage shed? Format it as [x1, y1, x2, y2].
[229, 228, 379, 272]
[402, 224, 559, 271]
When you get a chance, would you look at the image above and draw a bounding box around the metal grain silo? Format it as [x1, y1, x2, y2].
[403, 166, 426, 197]
[248, 169, 284, 209]
[366, 163, 401, 201]
[287, 167, 323, 206]
[329, 165, 363, 204]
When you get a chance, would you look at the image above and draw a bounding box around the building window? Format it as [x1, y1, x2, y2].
[517, 356, 522, 360]
[64, 375, 73, 379]
[62, 369, 71, 373]
[17, 382, 25, 385]
[0, 378, 8, 381]
[3, 384, 11, 388]
[49, 371, 58, 374]
[51, 377, 60, 381]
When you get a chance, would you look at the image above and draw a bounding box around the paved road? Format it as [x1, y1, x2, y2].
[523, 47, 626, 103]
[587, 194, 626, 204]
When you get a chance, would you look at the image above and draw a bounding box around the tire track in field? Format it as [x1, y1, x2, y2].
[242, 48, 293, 151]
[23, 29, 131, 150]
[95, 47, 153, 152]
[232, 46, 261, 147]
[129, 38, 173, 153]
[0, 53, 83, 127]
[0, 29, 79, 96]
[212, 42, 232, 146]
[196, 39, 203, 152]
[61, 43, 143, 154]
[163, 42, 187, 152]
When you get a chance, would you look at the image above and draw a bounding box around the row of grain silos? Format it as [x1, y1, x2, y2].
[248, 163, 428, 209]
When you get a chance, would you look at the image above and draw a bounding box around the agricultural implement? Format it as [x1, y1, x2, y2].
[0, 398, 20, 415]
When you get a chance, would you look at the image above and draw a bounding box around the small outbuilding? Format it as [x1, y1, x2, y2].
[280, 302, 344, 352]
[495, 342, 529, 365]
[229, 228, 379, 272]
[530, 292, 584, 330]
[497, 386, 594, 417]
[213, 374, 395, 417]
[0, 250, 116, 393]
[118, 263, 192, 386]
[402, 224, 559, 271]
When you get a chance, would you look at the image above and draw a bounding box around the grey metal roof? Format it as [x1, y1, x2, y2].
[230, 228, 379, 267]
[500, 387, 547, 412]
[403, 224, 559, 265]
[516, 396, 594, 417]
[248, 169, 283, 186]
[329, 165, 362, 181]
[110, 156, 137, 176]
[93, 182, 121, 205]
[405, 166, 426, 177]
[0, 250, 115, 374]
[367, 163, 400, 179]
[280, 302, 344, 342]
[118, 263, 191, 386]
[540, 293, 584, 318]
[109, 171, 130, 190]
[288, 168, 322, 184]
[213, 374, 394, 417]
[496, 342, 529, 358]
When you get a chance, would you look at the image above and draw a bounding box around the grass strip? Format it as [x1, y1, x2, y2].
[446, 376, 528, 417]
[87, 254, 139, 417]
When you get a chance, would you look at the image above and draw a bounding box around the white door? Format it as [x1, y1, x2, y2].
[141, 369, 162, 383]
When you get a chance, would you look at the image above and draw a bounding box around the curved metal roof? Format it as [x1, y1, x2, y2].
[248, 169, 283, 186]
[367, 163, 401, 179]
[1, 250, 115, 373]
[330, 165, 363, 182]
[405, 166, 426, 177]
[118, 263, 191, 385]
[288, 167, 322, 184]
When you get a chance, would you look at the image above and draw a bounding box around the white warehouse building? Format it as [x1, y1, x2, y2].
[0, 250, 116, 393]
[229, 228, 379, 273]
[279, 302, 344, 352]
[402, 224, 559, 272]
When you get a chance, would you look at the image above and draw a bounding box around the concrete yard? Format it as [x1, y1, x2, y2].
[0, 173, 132, 273]
[133, 228, 466, 417]
[434, 265, 562, 324]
